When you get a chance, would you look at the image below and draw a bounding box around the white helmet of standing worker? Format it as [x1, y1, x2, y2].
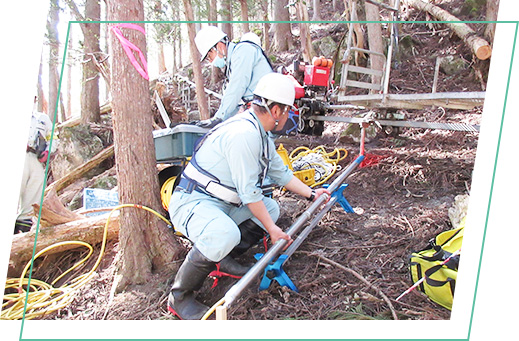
[253, 73, 295, 107]
[195, 26, 228, 62]
[240, 32, 262, 47]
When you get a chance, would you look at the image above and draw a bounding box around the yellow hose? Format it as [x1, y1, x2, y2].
[201, 297, 226, 320]
[289, 146, 348, 187]
[2, 204, 173, 320]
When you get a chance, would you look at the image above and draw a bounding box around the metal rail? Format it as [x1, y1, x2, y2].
[222, 154, 365, 309]
[307, 114, 480, 132]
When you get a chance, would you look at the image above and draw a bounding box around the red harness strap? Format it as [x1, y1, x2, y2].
[209, 263, 243, 288]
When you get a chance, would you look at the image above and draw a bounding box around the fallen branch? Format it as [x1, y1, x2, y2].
[406, 0, 491, 60]
[45, 145, 114, 195]
[305, 251, 399, 320]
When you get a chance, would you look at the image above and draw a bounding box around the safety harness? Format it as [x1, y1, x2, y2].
[175, 111, 270, 206]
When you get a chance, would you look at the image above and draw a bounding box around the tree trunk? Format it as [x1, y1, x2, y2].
[158, 43, 167, 74]
[239, 0, 250, 33]
[208, 0, 217, 22]
[273, 0, 292, 52]
[37, 54, 46, 114]
[65, 0, 102, 124]
[47, 0, 60, 125]
[81, 0, 101, 124]
[295, 1, 315, 63]
[221, 0, 232, 38]
[312, 0, 322, 21]
[365, 1, 385, 90]
[261, 0, 270, 53]
[182, 0, 210, 119]
[66, 25, 73, 120]
[484, 0, 500, 43]
[407, 0, 492, 60]
[107, 0, 182, 291]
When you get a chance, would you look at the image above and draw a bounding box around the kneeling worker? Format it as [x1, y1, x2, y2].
[167, 73, 330, 319]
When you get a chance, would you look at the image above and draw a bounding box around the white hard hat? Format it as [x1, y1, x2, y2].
[253, 73, 295, 107]
[241, 32, 261, 46]
[195, 26, 227, 62]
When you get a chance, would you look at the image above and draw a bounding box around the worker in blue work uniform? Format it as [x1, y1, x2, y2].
[194, 26, 273, 128]
[167, 73, 331, 320]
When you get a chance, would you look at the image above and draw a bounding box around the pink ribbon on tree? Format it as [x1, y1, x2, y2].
[110, 23, 149, 80]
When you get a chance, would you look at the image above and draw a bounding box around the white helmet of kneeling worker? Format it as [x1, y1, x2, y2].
[253, 73, 295, 107]
[195, 26, 228, 62]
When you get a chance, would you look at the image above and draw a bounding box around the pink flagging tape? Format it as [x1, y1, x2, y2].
[110, 23, 149, 80]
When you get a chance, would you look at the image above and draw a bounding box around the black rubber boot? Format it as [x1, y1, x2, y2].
[167, 247, 216, 320]
[230, 219, 266, 258]
[218, 255, 251, 276]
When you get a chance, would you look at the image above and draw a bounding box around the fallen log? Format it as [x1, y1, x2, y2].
[8, 212, 120, 278]
[406, 0, 492, 60]
[45, 144, 114, 195]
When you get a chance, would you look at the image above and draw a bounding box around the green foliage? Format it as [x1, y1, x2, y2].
[461, 0, 486, 18]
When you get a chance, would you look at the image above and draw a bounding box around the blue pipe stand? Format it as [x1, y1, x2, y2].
[256, 183, 354, 292]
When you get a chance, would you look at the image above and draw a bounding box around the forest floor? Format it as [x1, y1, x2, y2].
[29, 0, 489, 321]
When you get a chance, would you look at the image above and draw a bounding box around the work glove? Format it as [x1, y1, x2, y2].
[196, 117, 222, 129]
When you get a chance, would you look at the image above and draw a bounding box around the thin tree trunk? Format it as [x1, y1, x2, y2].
[295, 1, 315, 63]
[183, 0, 210, 119]
[221, 0, 232, 37]
[273, 0, 292, 52]
[107, 0, 182, 291]
[81, 0, 101, 124]
[66, 26, 73, 120]
[48, 0, 60, 125]
[484, 0, 499, 44]
[239, 0, 250, 33]
[312, 0, 322, 21]
[37, 54, 46, 113]
[365, 1, 384, 90]
[158, 43, 167, 74]
[406, 0, 492, 60]
[261, 0, 270, 53]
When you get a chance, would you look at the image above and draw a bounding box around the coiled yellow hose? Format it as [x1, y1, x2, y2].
[2, 204, 172, 320]
[289, 146, 348, 187]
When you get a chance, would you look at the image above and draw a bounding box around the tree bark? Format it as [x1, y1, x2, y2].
[65, 0, 102, 124]
[484, 0, 500, 43]
[221, 0, 233, 38]
[182, 0, 210, 119]
[312, 0, 322, 21]
[107, 0, 182, 291]
[365, 1, 385, 90]
[260, 0, 271, 53]
[406, 0, 492, 60]
[273, 0, 292, 52]
[239, 0, 250, 33]
[47, 0, 60, 125]
[8, 212, 120, 278]
[295, 1, 315, 63]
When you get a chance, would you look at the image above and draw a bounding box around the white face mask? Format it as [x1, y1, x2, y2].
[211, 55, 226, 69]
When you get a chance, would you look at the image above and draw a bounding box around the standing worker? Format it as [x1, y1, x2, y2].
[194, 26, 273, 128]
[15, 110, 54, 234]
[166, 73, 331, 320]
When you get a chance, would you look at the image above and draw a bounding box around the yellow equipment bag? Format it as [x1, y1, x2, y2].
[409, 223, 463, 310]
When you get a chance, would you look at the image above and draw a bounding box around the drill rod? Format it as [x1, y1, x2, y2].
[222, 154, 365, 308]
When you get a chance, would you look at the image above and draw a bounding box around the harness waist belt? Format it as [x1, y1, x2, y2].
[182, 162, 242, 205]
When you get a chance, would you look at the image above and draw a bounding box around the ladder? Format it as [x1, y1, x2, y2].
[339, 0, 400, 99]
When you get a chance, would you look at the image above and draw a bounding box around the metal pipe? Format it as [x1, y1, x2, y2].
[223, 155, 365, 308]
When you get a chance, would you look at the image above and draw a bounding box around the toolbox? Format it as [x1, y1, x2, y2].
[153, 124, 208, 162]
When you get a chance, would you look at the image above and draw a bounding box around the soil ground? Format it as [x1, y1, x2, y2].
[18, 0, 489, 321]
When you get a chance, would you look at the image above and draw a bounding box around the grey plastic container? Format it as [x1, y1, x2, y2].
[153, 124, 208, 162]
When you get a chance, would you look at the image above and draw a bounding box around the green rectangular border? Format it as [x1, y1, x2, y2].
[18, 19, 519, 341]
